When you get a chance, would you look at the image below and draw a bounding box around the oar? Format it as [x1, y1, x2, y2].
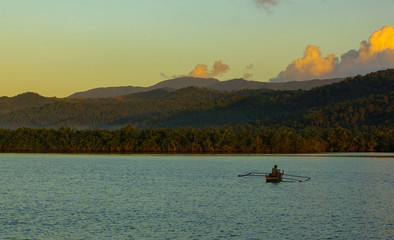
[285, 174, 311, 179]
[281, 177, 303, 182]
[238, 172, 270, 177]
[283, 176, 311, 182]
[238, 172, 252, 177]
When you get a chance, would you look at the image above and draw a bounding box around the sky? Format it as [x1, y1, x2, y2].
[0, 0, 393, 97]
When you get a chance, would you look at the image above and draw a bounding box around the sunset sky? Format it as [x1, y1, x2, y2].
[1, 0, 393, 97]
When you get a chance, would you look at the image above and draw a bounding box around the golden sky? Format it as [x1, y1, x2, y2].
[1, 0, 393, 97]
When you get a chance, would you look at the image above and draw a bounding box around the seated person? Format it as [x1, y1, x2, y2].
[270, 165, 279, 177]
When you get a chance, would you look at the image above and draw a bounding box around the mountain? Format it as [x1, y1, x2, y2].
[0, 92, 57, 114]
[0, 69, 392, 130]
[208, 78, 268, 91]
[148, 77, 219, 89]
[208, 77, 345, 91]
[68, 86, 146, 99]
[67, 76, 344, 98]
[68, 77, 219, 98]
[259, 78, 345, 90]
[150, 70, 393, 129]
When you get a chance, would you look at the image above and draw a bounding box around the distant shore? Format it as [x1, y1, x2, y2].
[0, 126, 392, 154]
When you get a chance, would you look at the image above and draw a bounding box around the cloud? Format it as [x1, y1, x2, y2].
[189, 61, 230, 78]
[270, 25, 394, 82]
[359, 25, 394, 60]
[189, 64, 210, 78]
[270, 45, 338, 82]
[254, 0, 280, 13]
[243, 63, 255, 79]
[160, 61, 230, 79]
[334, 25, 394, 77]
[211, 60, 230, 76]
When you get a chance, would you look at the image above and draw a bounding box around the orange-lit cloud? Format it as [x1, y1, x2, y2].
[270, 25, 394, 82]
[211, 61, 230, 76]
[333, 25, 394, 78]
[271, 45, 338, 82]
[359, 25, 394, 61]
[189, 64, 210, 78]
[189, 61, 229, 78]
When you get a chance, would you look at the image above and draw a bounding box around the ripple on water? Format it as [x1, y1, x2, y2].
[0, 153, 393, 239]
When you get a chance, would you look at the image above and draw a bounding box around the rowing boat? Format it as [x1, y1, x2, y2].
[238, 170, 310, 183]
[265, 173, 283, 182]
[265, 171, 283, 183]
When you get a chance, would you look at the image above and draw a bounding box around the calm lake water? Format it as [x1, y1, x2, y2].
[0, 153, 393, 239]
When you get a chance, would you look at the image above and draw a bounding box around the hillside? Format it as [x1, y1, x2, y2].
[0, 92, 57, 114]
[0, 69, 392, 130]
[67, 76, 344, 98]
[143, 70, 394, 128]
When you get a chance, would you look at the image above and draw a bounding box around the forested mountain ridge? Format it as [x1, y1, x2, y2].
[299, 93, 393, 128]
[0, 92, 56, 114]
[0, 87, 232, 129]
[147, 69, 394, 128]
[0, 69, 392, 130]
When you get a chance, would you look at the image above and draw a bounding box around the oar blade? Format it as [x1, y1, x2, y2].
[238, 172, 252, 177]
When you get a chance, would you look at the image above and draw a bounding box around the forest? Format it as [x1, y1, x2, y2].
[0, 125, 392, 153]
[0, 69, 393, 153]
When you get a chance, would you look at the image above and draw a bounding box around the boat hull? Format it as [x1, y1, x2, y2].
[265, 174, 283, 182]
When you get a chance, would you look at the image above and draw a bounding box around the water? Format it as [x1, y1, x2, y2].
[0, 153, 393, 239]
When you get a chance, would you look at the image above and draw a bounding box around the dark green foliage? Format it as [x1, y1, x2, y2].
[0, 126, 392, 153]
[301, 93, 393, 128]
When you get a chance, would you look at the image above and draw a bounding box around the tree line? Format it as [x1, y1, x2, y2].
[0, 125, 392, 153]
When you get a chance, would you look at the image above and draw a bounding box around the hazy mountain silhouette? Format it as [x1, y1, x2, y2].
[68, 77, 219, 98]
[67, 76, 344, 98]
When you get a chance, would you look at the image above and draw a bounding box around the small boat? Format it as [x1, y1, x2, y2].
[238, 170, 310, 183]
[265, 171, 284, 183]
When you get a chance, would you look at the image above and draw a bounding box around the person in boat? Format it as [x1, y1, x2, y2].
[270, 165, 280, 177]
